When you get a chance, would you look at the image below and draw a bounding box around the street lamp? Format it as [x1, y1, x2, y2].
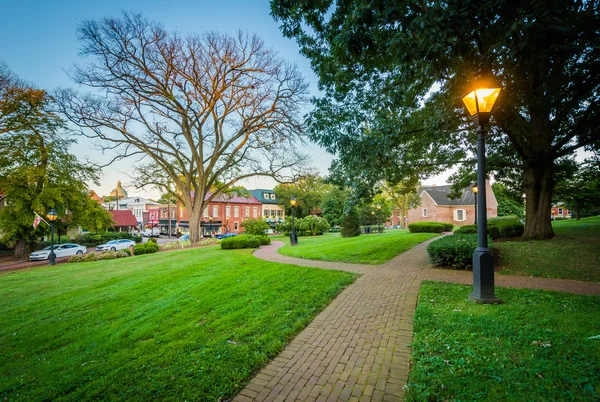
[376, 203, 382, 234]
[371, 210, 375, 233]
[472, 184, 479, 224]
[290, 195, 298, 246]
[462, 70, 502, 304]
[209, 215, 213, 237]
[47, 209, 58, 266]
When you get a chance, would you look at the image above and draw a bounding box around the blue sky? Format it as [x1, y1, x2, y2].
[0, 0, 334, 197]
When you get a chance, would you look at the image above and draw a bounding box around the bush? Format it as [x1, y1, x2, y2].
[341, 209, 361, 238]
[133, 244, 147, 255]
[408, 222, 445, 233]
[68, 254, 84, 263]
[97, 250, 118, 260]
[454, 224, 478, 235]
[489, 215, 520, 222]
[298, 215, 331, 236]
[241, 218, 271, 235]
[427, 234, 493, 270]
[121, 247, 132, 256]
[83, 252, 97, 262]
[116, 250, 129, 258]
[441, 222, 454, 232]
[144, 242, 159, 254]
[220, 234, 268, 249]
[147, 238, 157, 244]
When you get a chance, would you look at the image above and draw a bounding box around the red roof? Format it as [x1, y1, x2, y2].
[110, 210, 139, 227]
[205, 191, 262, 204]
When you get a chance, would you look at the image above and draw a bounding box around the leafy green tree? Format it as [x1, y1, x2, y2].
[341, 208, 361, 238]
[554, 156, 600, 219]
[492, 183, 525, 220]
[320, 186, 351, 227]
[271, 0, 600, 239]
[241, 218, 271, 236]
[275, 175, 331, 218]
[357, 194, 393, 227]
[297, 215, 331, 236]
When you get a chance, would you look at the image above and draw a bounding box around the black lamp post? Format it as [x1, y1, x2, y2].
[472, 184, 479, 224]
[290, 195, 298, 246]
[376, 203, 381, 233]
[462, 70, 502, 304]
[209, 215, 213, 237]
[47, 209, 58, 266]
[371, 210, 375, 233]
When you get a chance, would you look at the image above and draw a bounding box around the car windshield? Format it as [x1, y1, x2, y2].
[106, 240, 119, 244]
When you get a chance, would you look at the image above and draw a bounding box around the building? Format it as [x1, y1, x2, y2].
[109, 210, 139, 233]
[249, 189, 285, 226]
[551, 205, 571, 219]
[88, 190, 103, 203]
[101, 182, 160, 227]
[177, 192, 262, 236]
[143, 205, 178, 235]
[399, 182, 498, 226]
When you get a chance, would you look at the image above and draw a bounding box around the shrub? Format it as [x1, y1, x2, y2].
[241, 218, 271, 235]
[298, 215, 331, 236]
[220, 234, 267, 249]
[133, 244, 147, 255]
[97, 251, 118, 260]
[145, 242, 159, 254]
[147, 238, 157, 244]
[441, 222, 454, 232]
[80, 232, 137, 247]
[68, 255, 85, 263]
[454, 224, 478, 235]
[489, 215, 521, 222]
[427, 234, 493, 270]
[408, 222, 445, 233]
[116, 250, 129, 258]
[132, 236, 142, 243]
[121, 247, 132, 256]
[341, 209, 361, 238]
[83, 252, 97, 262]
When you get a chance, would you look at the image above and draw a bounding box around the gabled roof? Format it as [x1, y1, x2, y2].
[249, 189, 279, 204]
[421, 185, 476, 206]
[205, 191, 262, 204]
[110, 210, 139, 227]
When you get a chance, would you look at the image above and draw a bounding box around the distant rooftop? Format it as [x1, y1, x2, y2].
[249, 189, 279, 204]
[421, 185, 476, 206]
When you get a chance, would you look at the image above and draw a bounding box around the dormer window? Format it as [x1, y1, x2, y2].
[263, 193, 269, 199]
[270, 194, 276, 200]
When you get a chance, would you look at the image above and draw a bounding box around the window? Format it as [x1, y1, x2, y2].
[270, 194, 276, 200]
[558, 208, 563, 215]
[226, 206, 231, 218]
[454, 209, 466, 221]
[234, 206, 239, 217]
[263, 193, 269, 199]
[234, 222, 239, 231]
[203, 208, 208, 218]
[245, 206, 250, 218]
[264, 209, 269, 217]
[212, 205, 218, 217]
[422, 208, 427, 217]
[253, 207, 258, 218]
[276, 209, 282, 216]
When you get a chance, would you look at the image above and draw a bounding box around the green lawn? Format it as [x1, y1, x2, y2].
[497, 216, 600, 282]
[277, 230, 439, 265]
[0, 247, 355, 401]
[408, 281, 600, 401]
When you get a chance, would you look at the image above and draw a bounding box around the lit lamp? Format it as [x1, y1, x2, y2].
[462, 70, 502, 304]
[290, 195, 298, 246]
[47, 209, 58, 266]
[376, 203, 382, 234]
[371, 210, 375, 233]
[472, 184, 479, 224]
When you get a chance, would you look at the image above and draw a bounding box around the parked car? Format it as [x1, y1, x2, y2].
[215, 232, 237, 240]
[29, 243, 87, 261]
[96, 239, 136, 252]
[177, 234, 190, 241]
[392, 225, 402, 229]
[141, 228, 160, 238]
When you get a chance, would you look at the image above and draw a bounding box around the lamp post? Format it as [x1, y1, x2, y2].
[209, 215, 213, 237]
[376, 203, 381, 234]
[472, 184, 479, 224]
[371, 210, 375, 233]
[462, 70, 502, 304]
[47, 209, 58, 266]
[290, 195, 298, 246]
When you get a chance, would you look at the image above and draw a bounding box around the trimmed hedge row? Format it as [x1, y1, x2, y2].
[454, 219, 524, 239]
[427, 234, 493, 270]
[133, 242, 159, 255]
[220, 235, 271, 249]
[68, 250, 129, 263]
[408, 222, 445, 233]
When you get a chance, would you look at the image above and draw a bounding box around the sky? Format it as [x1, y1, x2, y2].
[0, 0, 453, 199]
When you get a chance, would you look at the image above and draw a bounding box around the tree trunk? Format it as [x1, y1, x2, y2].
[523, 163, 555, 239]
[14, 238, 27, 258]
[188, 205, 203, 244]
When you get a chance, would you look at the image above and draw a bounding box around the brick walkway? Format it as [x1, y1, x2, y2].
[234, 240, 600, 402]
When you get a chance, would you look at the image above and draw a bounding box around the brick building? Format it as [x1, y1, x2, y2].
[394, 182, 497, 227]
[249, 189, 285, 227]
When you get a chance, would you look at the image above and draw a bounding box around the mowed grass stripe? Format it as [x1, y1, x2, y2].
[0, 246, 356, 401]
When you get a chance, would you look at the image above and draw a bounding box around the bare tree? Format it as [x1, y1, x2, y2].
[56, 13, 310, 242]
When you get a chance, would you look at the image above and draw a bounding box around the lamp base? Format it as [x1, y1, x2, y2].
[470, 247, 500, 304]
[290, 232, 298, 246]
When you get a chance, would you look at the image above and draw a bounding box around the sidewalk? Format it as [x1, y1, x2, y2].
[234, 240, 600, 402]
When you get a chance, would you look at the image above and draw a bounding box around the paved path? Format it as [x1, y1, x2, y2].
[234, 241, 600, 402]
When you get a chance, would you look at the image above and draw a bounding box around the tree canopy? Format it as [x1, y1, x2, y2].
[274, 175, 331, 218]
[271, 0, 600, 239]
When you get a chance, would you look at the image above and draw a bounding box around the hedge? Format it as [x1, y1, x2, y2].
[68, 250, 129, 263]
[454, 219, 524, 239]
[427, 234, 493, 270]
[408, 222, 445, 233]
[133, 243, 159, 255]
[441, 222, 454, 232]
[220, 235, 271, 249]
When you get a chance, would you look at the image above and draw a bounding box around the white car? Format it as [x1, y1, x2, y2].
[96, 239, 136, 252]
[29, 243, 87, 261]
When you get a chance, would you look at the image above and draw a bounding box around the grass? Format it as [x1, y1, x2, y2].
[0, 246, 355, 401]
[496, 216, 600, 282]
[277, 230, 439, 265]
[407, 281, 600, 401]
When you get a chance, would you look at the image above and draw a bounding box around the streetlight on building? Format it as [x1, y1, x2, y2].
[290, 195, 298, 246]
[462, 69, 502, 304]
[47, 209, 58, 266]
[472, 184, 479, 224]
[376, 203, 381, 233]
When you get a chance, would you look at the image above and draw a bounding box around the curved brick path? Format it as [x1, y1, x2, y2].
[234, 240, 600, 402]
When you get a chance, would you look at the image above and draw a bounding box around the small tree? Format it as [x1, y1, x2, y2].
[241, 218, 270, 236]
[341, 209, 361, 238]
[298, 215, 331, 236]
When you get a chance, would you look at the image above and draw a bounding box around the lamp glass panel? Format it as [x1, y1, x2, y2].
[475, 88, 501, 113]
[462, 90, 478, 116]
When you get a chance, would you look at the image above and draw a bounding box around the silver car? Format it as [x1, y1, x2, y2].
[96, 239, 136, 252]
[29, 243, 87, 261]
